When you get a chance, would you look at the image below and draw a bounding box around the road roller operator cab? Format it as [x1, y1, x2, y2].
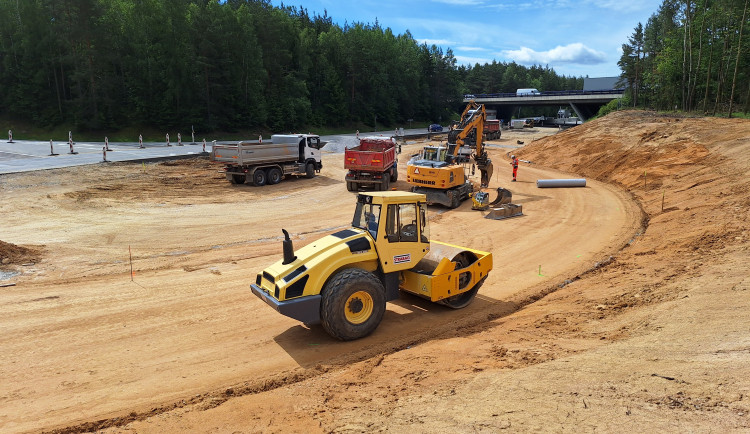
[250, 191, 493, 341]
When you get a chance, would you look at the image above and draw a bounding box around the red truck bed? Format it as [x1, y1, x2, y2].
[344, 138, 396, 171]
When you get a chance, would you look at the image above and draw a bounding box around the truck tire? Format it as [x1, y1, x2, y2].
[305, 162, 315, 179]
[252, 169, 267, 187]
[391, 166, 398, 182]
[267, 167, 282, 185]
[449, 190, 461, 209]
[321, 268, 386, 341]
[380, 173, 390, 191]
[346, 181, 356, 192]
[230, 174, 246, 184]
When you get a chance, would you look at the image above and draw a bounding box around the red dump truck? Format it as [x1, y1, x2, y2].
[484, 119, 501, 140]
[344, 137, 398, 191]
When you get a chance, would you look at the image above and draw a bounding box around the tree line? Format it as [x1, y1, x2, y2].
[618, 0, 749, 116]
[0, 0, 582, 132]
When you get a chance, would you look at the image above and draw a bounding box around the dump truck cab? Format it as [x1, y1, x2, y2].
[250, 191, 492, 340]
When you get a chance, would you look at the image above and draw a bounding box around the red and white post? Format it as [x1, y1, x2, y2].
[166, 133, 171, 147]
[102, 146, 108, 162]
[202, 138, 206, 153]
[258, 135, 262, 143]
[105, 136, 111, 151]
[68, 140, 76, 154]
[177, 133, 183, 146]
[139, 134, 144, 149]
[7, 130, 12, 143]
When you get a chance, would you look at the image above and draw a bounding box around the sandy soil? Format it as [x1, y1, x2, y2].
[1, 111, 748, 433]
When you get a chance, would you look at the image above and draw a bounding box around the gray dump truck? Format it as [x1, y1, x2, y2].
[211, 134, 324, 186]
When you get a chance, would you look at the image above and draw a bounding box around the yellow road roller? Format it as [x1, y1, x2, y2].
[251, 191, 492, 340]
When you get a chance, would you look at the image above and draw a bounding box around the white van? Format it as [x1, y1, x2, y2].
[516, 88, 541, 96]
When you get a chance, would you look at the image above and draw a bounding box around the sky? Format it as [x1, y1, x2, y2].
[270, 0, 661, 78]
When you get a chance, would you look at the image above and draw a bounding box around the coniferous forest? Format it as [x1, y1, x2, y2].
[1, 0, 745, 134]
[618, 0, 748, 116]
[0, 0, 581, 132]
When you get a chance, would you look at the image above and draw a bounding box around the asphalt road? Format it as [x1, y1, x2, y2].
[0, 128, 438, 175]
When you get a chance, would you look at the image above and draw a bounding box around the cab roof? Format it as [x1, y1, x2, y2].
[358, 191, 427, 204]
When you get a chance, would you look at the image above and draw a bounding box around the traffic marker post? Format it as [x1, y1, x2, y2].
[258, 135, 262, 143]
[102, 146, 108, 162]
[49, 140, 59, 156]
[177, 133, 183, 146]
[68, 140, 78, 155]
[139, 134, 144, 149]
[7, 130, 12, 143]
[105, 136, 112, 151]
[166, 133, 171, 147]
[202, 138, 207, 153]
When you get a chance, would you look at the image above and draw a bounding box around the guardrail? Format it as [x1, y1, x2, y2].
[464, 89, 625, 99]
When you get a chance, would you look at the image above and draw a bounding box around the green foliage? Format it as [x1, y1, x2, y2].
[0, 0, 587, 132]
[619, 0, 749, 116]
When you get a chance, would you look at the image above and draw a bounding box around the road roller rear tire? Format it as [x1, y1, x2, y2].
[321, 268, 386, 341]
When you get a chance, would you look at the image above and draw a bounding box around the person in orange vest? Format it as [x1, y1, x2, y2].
[510, 155, 519, 181]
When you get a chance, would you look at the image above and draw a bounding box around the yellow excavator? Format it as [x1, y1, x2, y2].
[251, 191, 493, 340]
[406, 101, 494, 208]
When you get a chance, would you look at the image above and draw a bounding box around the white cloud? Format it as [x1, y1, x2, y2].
[503, 43, 607, 65]
[417, 38, 455, 46]
[457, 46, 489, 52]
[432, 0, 485, 5]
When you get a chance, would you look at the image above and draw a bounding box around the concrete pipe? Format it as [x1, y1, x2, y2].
[536, 178, 586, 188]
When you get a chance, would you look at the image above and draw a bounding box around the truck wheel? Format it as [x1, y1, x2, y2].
[230, 174, 246, 184]
[449, 190, 461, 209]
[391, 167, 398, 182]
[380, 173, 390, 191]
[252, 169, 267, 187]
[267, 167, 282, 185]
[346, 181, 356, 192]
[305, 162, 315, 179]
[321, 268, 386, 341]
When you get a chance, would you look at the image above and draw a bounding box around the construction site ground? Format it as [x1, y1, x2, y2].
[0, 111, 748, 433]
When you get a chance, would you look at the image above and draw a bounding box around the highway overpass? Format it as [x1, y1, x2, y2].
[463, 89, 624, 121]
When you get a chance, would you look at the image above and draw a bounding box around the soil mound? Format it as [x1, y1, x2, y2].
[0, 240, 42, 265]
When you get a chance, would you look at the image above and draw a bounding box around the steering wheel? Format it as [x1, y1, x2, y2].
[401, 224, 417, 239]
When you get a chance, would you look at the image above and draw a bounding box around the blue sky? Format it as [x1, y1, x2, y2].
[271, 0, 660, 78]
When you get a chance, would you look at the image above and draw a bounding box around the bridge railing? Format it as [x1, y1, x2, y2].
[464, 89, 625, 99]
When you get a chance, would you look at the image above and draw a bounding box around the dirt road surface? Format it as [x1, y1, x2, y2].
[1, 111, 748, 433]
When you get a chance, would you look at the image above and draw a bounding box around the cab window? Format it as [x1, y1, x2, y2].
[353, 202, 381, 238]
[386, 203, 418, 243]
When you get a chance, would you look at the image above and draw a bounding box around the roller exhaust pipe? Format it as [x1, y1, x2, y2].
[281, 229, 297, 264]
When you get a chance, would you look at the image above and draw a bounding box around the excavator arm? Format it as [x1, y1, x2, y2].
[448, 101, 494, 187]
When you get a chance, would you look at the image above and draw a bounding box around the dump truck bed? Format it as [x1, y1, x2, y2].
[344, 138, 396, 172]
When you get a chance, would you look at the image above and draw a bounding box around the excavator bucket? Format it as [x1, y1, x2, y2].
[486, 203, 523, 220]
[489, 187, 512, 205]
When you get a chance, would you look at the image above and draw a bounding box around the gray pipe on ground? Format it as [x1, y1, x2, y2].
[536, 178, 586, 188]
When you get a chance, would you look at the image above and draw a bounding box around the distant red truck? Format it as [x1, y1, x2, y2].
[344, 137, 398, 191]
[484, 119, 501, 140]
